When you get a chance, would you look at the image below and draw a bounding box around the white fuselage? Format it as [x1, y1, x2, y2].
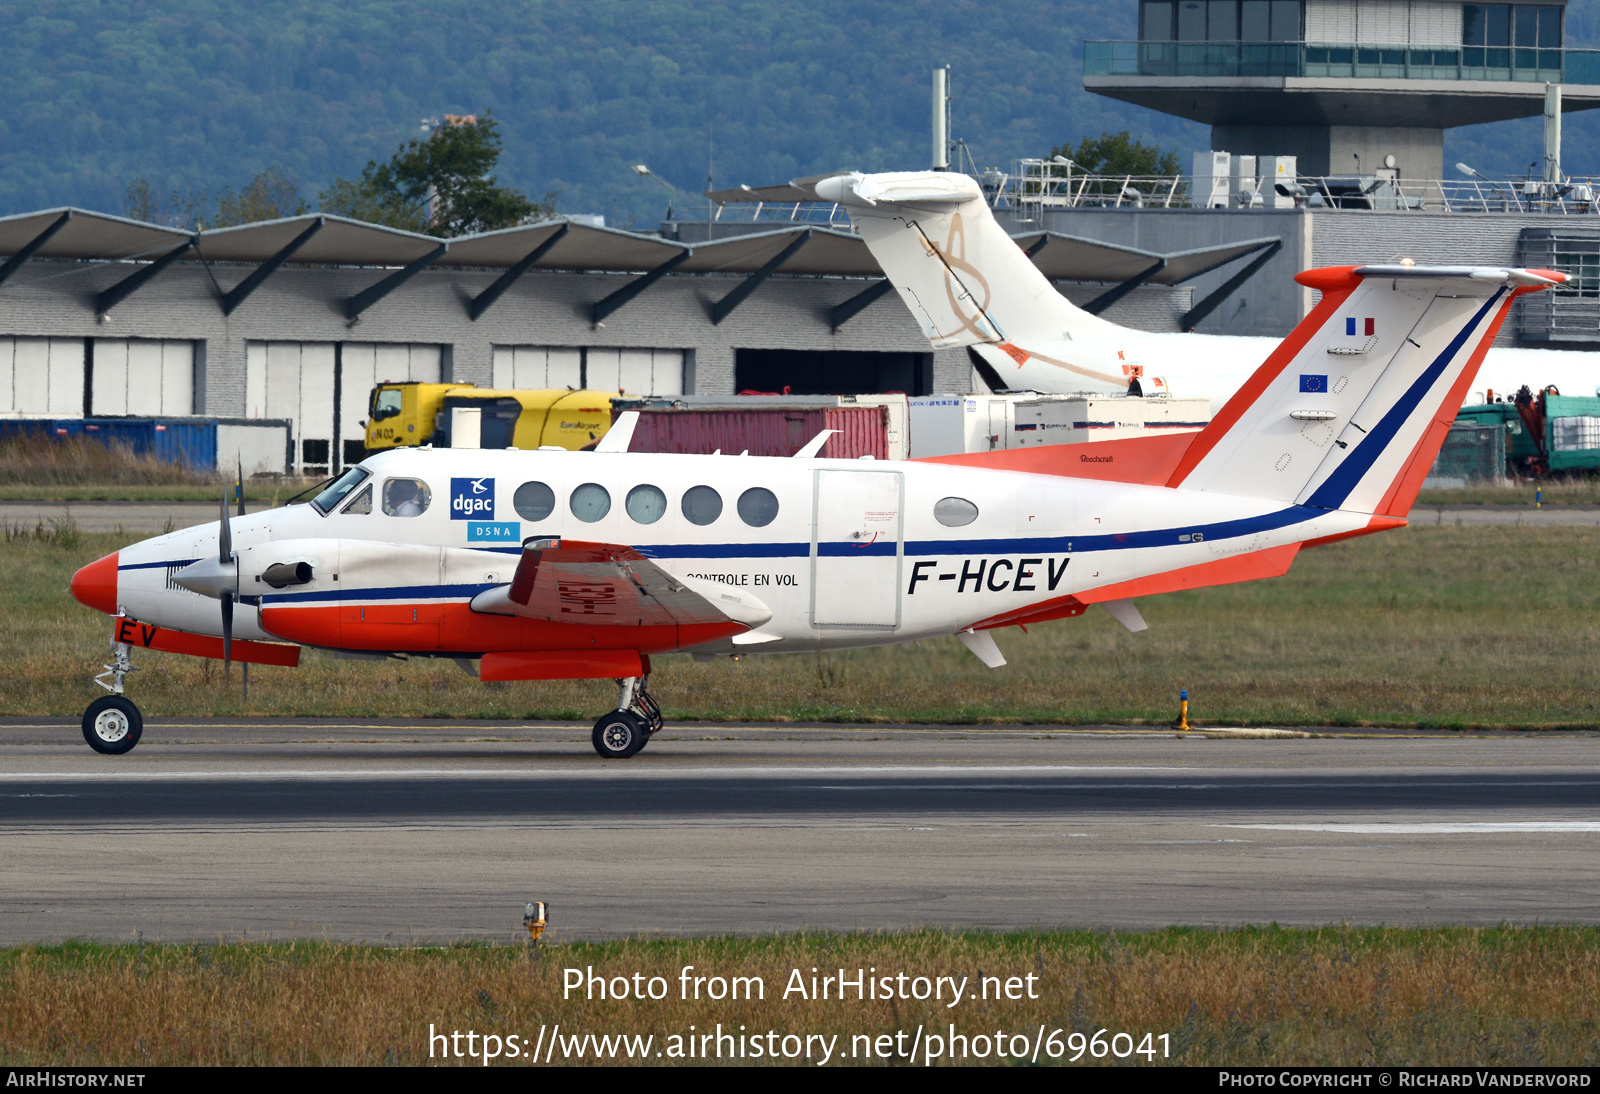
[110, 446, 1369, 658]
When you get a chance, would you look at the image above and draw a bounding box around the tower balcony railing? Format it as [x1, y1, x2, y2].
[1083, 40, 1600, 83]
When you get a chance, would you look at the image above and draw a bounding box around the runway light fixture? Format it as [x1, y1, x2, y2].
[524, 901, 549, 941]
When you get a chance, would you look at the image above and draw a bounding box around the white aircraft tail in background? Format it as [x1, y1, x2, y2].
[815, 170, 1597, 410]
[816, 170, 1186, 394]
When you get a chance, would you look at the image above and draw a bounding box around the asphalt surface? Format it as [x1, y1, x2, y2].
[1, 718, 1596, 943]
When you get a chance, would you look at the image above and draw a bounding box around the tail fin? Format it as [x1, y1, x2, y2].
[814, 171, 1121, 350]
[1166, 264, 1563, 514]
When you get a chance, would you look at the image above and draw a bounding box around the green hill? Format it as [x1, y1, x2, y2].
[0, 0, 1591, 226]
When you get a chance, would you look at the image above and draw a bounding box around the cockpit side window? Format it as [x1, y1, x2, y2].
[311, 466, 369, 515]
[341, 483, 373, 515]
[382, 477, 432, 517]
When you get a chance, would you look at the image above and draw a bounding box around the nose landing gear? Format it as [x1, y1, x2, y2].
[591, 674, 664, 758]
[84, 642, 142, 755]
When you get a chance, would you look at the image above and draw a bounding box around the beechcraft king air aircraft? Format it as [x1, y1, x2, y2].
[69, 261, 1560, 757]
[814, 170, 1598, 405]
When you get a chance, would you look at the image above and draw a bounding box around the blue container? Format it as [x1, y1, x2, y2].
[0, 418, 219, 470]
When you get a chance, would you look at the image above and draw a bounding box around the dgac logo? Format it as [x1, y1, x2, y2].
[450, 477, 494, 520]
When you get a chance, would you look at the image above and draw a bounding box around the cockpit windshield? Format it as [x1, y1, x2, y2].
[310, 466, 370, 515]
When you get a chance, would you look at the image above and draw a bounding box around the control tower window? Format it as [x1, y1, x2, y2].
[1463, 4, 1560, 60]
[1161, 0, 1298, 41]
[1177, 0, 1206, 40]
[1142, 0, 1174, 39]
[1463, 5, 1511, 47]
[1208, 0, 1237, 40]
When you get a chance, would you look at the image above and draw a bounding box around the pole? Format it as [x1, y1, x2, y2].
[1544, 83, 1562, 185]
[931, 67, 949, 171]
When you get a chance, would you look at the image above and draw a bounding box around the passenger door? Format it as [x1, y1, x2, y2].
[811, 470, 903, 628]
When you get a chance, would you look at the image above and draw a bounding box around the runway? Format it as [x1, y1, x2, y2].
[1, 719, 1596, 943]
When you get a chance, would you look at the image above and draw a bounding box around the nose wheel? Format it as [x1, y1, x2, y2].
[84, 638, 142, 754]
[83, 695, 142, 755]
[591, 674, 664, 758]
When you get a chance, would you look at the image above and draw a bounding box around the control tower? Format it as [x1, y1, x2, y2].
[1083, 0, 1600, 179]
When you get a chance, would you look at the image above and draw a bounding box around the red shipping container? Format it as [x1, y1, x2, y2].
[622, 405, 888, 459]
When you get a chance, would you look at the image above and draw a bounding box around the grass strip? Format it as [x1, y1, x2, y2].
[1, 927, 1595, 1066]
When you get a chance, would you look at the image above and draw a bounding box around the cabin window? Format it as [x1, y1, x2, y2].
[570, 482, 612, 523]
[934, 497, 979, 527]
[382, 477, 431, 517]
[681, 485, 723, 526]
[514, 481, 556, 521]
[737, 487, 779, 527]
[626, 484, 668, 524]
[341, 484, 372, 515]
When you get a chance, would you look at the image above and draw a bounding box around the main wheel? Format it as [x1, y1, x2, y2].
[592, 710, 648, 758]
[82, 695, 142, 755]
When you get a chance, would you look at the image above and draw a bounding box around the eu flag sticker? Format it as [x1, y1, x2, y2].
[1300, 374, 1328, 393]
[467, 521, 520, 543]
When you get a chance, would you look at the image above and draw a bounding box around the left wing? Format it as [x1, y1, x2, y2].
[469, 537, 772, 629]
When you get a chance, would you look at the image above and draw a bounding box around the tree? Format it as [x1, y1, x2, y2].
[319, 112, 553, 236]
[213, 167, 308, 226]
[1053, 131, 1182, 177]
[123, 168, 306, 228]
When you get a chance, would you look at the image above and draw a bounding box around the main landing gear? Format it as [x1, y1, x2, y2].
[591, 675, 664, 759]
[84, 642, 142, 755]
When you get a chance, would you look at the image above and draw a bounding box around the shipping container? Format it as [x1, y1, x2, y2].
[0, 418, 293, 474]
[620, 405, 888, 459]
[612, 394, 907, 459]
[1542, 394, 1600, 471]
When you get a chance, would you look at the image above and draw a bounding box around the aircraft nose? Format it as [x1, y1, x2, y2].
[70, 551, 119, 615]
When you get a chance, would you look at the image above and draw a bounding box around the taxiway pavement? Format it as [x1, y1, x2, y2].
[1, 719, 1595, 943]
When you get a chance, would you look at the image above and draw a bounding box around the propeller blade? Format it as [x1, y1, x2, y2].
[218, 486, 233, 563]
[219, 484, 235, 672]
[236, 454, 246, 517]
[221, 594, 234, 668]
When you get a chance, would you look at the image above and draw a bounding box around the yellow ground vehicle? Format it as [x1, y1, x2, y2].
[364, 383, 617, 454]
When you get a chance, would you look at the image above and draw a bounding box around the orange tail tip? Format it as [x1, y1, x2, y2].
[71, 552, 119, 615]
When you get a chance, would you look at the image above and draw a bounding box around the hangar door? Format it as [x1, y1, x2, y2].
[245, 341, 441, 477]
[736, 349, 932, 397]
[339, 343, 441, 467]
[0, 338, 84, 418]
[90, 340, 194, 417]
[492, 345, 684, 396]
